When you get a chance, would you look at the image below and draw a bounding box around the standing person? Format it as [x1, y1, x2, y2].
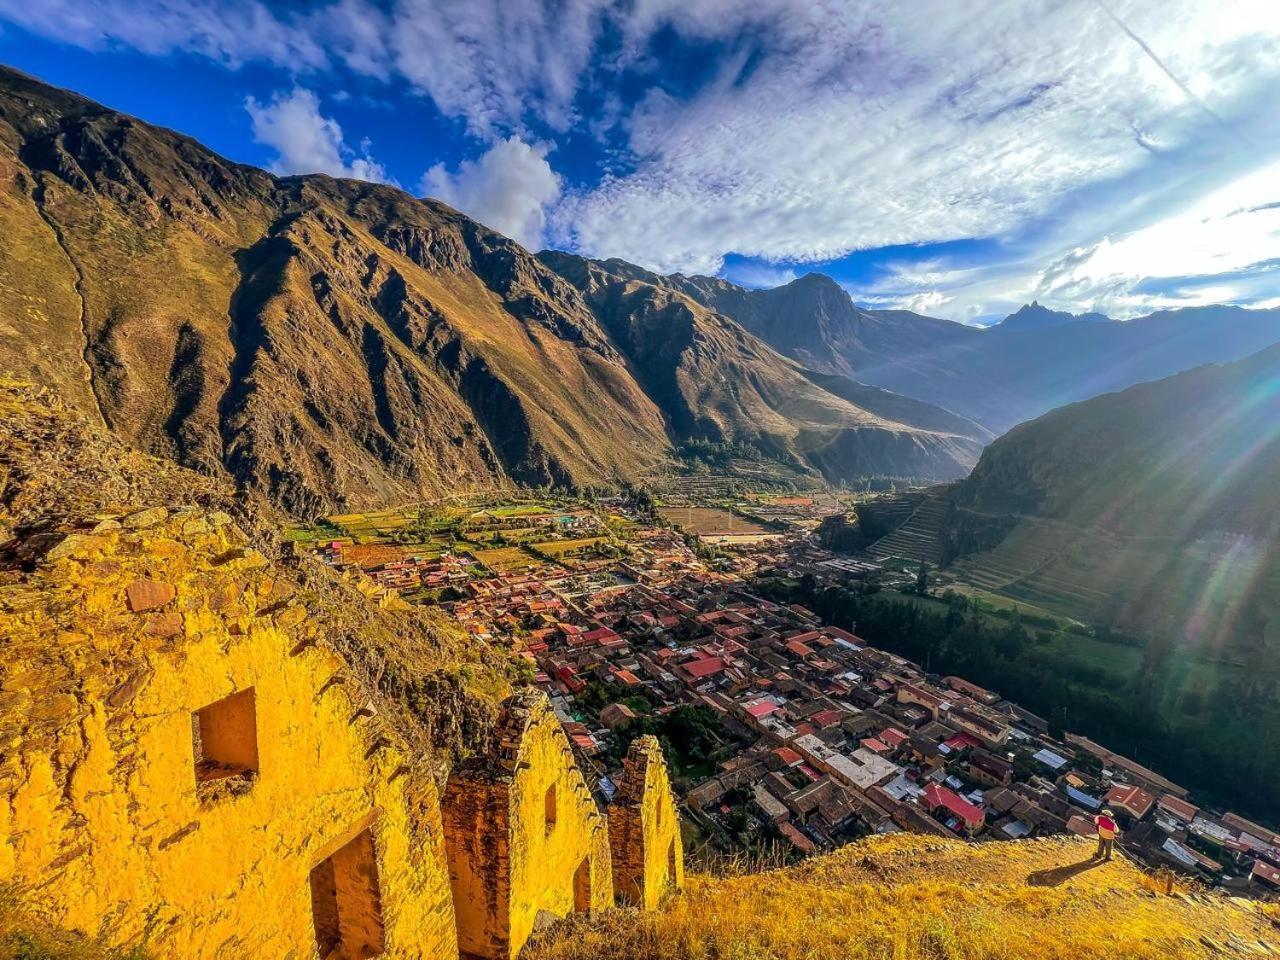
[1093, 808, 1119, 860]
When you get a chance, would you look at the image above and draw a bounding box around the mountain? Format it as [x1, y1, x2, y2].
[994, 300, 1112, 332]
[0, 67, 985, 514]
[668, 274, 1280, 433]
[541, 253, 992, 481]
[943, 341, 1280, 647]
[935, 345, 1280, 816]
[952, 342, 1280, 536]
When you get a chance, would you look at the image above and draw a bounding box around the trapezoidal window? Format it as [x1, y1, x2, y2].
[545, 782, 558, 836]
[573, 855, 591, 913]
[192, 687, 258, 789]
[310, 828, 386, 960]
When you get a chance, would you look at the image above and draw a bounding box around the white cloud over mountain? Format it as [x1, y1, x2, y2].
[246, 87, 392, 183]
[6, 0, 1280, 320]
[422, 138, 562, 249]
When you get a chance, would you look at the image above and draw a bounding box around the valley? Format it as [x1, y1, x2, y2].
[282, 471, 1277, 885]
[2, 57, 1280, 960]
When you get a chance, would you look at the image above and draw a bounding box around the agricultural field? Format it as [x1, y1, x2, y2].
[532, 537, 606, 557]
[471, 546, 540, 573]
[659, 506, 768, 537]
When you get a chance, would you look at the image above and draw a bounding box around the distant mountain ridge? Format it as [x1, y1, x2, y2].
[0, 66, 989, 514]
[648, 271, 1280, 432]
[994, 300, 1113, 332]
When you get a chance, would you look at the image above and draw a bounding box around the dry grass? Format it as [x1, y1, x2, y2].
[525, 835, 1279, 960]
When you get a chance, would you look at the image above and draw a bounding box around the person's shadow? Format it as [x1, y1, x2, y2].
[1026, 856, 1108, 888]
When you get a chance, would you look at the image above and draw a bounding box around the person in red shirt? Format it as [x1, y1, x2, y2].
[1093, 808, 1119, 860]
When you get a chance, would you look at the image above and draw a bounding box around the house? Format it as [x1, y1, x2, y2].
[922, 784, 985, 836]
[1156, 794, 1199, 823]
[1105, 783, 1155, 822]
[599, 703, 637, 730]
[1252, 860, 1280, 889]
[968, 749, 1014, 787]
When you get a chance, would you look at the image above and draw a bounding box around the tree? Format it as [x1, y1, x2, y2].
[915, 561, 929, 596]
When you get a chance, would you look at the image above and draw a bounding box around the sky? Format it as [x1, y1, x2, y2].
[2, 1, 1279, 325]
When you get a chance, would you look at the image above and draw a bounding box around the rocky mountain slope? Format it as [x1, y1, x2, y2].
[660, 271, 1280, 433]
[527, 833, 1279, 960]
[0, 376, 514, 759]
[541, 253, 991, 482]
[0, 67, 988, 515]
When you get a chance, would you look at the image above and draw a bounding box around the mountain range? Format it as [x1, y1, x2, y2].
[1, 65, 1279, 516]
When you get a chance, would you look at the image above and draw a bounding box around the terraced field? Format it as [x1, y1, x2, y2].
[949, 517, 1076, 591]
[867, 495, 947, 565]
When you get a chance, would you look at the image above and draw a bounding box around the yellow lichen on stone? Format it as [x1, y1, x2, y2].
[0, 509, 457, 959]
[608, 735, 684, 910]
[444, 691, 613, 960]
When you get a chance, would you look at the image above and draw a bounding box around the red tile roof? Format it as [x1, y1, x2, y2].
[772, 747, 803, 766]
[1252, 860, 1280, 886]
[881, 728, 909, 748]
[943, 732, 981, 752]
[924, 784, 985, 828]
[682, 656, 726, 679]
[1157, 794, 1199, 821]
[785, 639, 815, 657]
[811, 709, 843, 728]
[745, 700, 781, 719]
[1105, 783, 1155, 818]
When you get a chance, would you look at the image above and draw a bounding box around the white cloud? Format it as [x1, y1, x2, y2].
[557, 0, 1280, 277]
[721, 262, 798, 289]
[245, 88, 391, 183]
[0, 0, 329, 68]
[8, 0, 1280, 318]
[422, 139, 562, 249]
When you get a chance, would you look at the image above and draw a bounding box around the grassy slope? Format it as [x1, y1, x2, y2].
[526, 834, 1279, 960]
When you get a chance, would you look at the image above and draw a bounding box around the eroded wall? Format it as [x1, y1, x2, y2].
[0, 509, 457, 959]
[444, 691, 613, 960]
[608, 735, 684, 909]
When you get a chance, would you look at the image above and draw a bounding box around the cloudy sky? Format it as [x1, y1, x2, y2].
[2, 0, 1279, 324]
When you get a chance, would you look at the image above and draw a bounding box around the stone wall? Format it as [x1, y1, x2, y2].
[608, 735, 684, 909]
[0, 508, 457, 958]
[444, 691, 614, 960]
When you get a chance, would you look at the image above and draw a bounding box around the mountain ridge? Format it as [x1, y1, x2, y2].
[0, 65, 988, 514]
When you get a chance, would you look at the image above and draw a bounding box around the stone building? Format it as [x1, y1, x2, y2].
[0, 506, 685, 960]
[609, 736, 684, 909]
[443, 690, 614, 960]
[0, 508, 458, 958]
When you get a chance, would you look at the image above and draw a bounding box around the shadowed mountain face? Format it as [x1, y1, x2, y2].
[0, 68, 994, 513]
[665, 272, 1280, 433]
[947, 343, 1280, 649]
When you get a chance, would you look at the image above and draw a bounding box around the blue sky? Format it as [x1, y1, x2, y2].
[3, 1, 1280, 325]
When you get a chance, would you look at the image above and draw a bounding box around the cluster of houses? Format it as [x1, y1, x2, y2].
[457, 565, 1279, 891]
[309, 502, 1280, 893]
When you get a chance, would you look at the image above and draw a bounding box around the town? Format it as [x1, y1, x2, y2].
[289, 489, 1280, 895]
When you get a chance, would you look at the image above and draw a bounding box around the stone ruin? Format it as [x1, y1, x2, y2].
[0, 507, 683, 959]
